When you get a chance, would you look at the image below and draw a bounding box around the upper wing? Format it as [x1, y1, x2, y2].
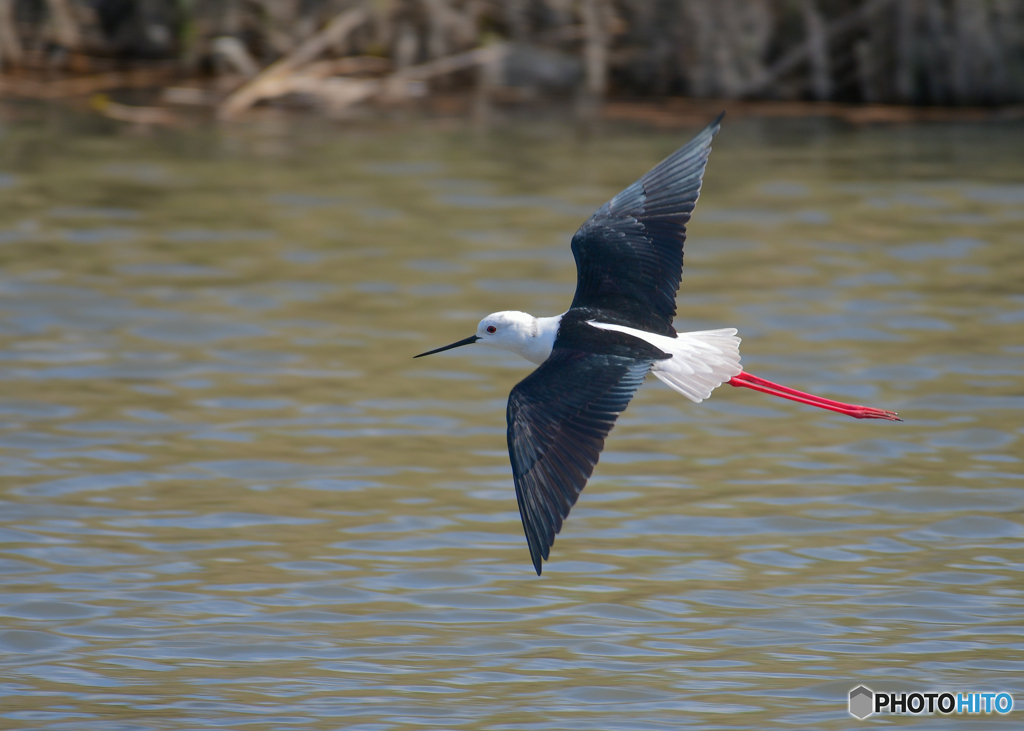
[569, 113, 723, 336]
[506, 348, 653, 575]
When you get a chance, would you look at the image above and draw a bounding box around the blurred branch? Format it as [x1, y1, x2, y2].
[0, 0, 22, 67]
[380, 43, 507, 100]
[214, 42, 505, 116]
[581, 0, 608, 98]
[0, 67, 178, 97]
[387, 43, 506, 83]
[303, 56, 392, 78]
[738, 0, 895, 97]
[45, 0, 81, 50]
[218, 7, 369, 119]
[801, 0, 831, 101]
[232, 74, 380, 113]
[212, 36, 259, 77]
[92, 93, 177, 124]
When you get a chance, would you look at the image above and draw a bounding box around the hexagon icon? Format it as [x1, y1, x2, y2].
[849, 686, 874, 719]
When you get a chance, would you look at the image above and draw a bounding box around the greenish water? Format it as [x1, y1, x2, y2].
[1, 105, 1022, 730]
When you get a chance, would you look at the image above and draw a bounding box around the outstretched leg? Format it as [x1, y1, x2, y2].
[728, 372, 901, 421]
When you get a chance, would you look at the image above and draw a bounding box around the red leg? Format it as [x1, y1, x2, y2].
[728, 371, 902, 421]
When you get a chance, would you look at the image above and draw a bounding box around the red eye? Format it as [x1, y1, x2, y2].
[486, 325, 497, 334]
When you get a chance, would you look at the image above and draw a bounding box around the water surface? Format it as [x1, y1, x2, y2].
[1, 105, 1022, 729]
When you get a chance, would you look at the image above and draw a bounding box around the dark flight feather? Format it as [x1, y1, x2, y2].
[506, 115, 723, 573]
[507, 349, 654, 574]
[568, 113, 723, 337]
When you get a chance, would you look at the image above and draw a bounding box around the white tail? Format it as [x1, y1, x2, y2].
[587, 322, 742, 403]
[650, 328, 742, 402]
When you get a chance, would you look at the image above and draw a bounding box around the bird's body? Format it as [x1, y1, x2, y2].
[416, 114, 900, 575]
[472, 310, 741, 401]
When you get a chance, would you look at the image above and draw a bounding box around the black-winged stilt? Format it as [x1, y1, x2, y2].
[415, 113, 900, 575]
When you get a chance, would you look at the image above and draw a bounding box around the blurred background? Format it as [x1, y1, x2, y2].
[2, 0, 1024, 119]
[1, 2, 1023, 731]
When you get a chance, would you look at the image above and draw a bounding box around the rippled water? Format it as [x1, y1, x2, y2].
[1, 105, 1022, 729]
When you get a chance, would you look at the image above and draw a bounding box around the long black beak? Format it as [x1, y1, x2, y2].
[414, 335, 479, 358]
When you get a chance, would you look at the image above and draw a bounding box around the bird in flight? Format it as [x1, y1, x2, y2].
[415, 114, 900, 575]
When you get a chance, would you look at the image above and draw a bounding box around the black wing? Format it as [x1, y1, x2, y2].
[569, 113, 723, 336]
[506, 348, 653, 575]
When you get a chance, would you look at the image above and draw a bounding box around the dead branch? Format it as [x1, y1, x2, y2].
[422, 0, 479, 60]
[218, 7, 369, 120]
[382, 43, 508, 99]
[0, 67, 178, 98]
[163, 86, 220, 105]
[302, 56, 392, 78]
[581, 0, 608, 98]
[92, 94, 177, 124]
[209, 44, 501, 117]
[0, 0, 23, 67]
[212, 36, 259, 77]
[243, 74, 380, 111]
[45, 0, 81, 50]
[388, 44, 508, 82]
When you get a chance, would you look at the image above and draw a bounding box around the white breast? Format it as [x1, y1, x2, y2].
[517, 314, 562, 365]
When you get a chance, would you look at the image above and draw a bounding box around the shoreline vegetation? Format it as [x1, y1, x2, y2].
[1, 0, 1023, 124]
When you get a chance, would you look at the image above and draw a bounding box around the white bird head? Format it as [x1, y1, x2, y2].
[474, 311, 537, 351]
[415, 310, 558, 365]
